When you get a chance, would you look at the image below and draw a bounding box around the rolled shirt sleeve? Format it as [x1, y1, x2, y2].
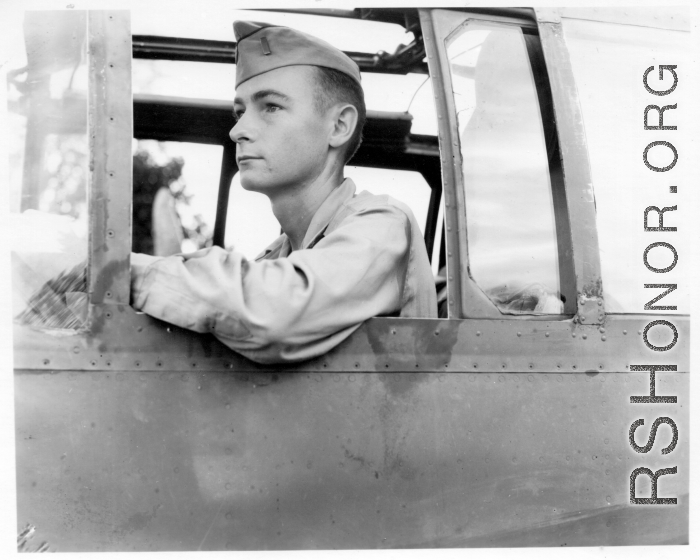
[131, 205, 411, 363]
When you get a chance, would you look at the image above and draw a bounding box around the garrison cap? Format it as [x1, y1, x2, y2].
[233, 20, 361, 87]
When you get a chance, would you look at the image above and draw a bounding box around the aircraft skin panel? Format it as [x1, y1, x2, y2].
[10, 7, 689, 552]
[14, 366, 688, 550]
[12, 311, 690, 374]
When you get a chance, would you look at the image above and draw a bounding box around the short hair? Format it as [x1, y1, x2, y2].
[313, 66, 366, 164]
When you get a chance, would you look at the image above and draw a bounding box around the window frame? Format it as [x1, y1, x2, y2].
[87, 11, 133, 315]
[421, 8, 602, 323]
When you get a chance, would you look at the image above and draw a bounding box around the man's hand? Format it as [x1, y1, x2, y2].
[130, 253, 165, 305]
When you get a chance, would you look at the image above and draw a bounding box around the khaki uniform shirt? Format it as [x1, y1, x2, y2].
[131, 178, 437, 363]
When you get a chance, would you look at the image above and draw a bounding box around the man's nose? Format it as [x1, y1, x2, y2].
[229, 116, 250, 144]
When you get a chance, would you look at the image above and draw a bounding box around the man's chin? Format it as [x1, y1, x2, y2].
[240, 172, 291, 195]
[239, 175, 269, 193]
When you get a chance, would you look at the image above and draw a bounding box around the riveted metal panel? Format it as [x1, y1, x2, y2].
[13, 310, 689, 374]
[87, 11, 132, 308]
[15, 367, 688, 549]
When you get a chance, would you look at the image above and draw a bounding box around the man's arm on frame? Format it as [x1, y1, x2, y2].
[131, 206, 411, 364]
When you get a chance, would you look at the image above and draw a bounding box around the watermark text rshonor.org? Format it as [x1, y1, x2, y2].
[629, 64, 680, 505]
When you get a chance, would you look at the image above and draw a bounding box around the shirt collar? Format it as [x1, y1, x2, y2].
[255, 178, 356, 260]
[301, 178, 356, 250]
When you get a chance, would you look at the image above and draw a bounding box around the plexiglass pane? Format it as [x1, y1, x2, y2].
[447, 22, 563, 314]
[8, 11, 89, 329]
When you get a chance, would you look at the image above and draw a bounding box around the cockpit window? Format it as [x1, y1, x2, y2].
[447, 21, 565, 315]
[8, 11, 89, 330]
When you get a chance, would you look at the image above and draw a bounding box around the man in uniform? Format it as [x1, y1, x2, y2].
[130, 21, 437, 363]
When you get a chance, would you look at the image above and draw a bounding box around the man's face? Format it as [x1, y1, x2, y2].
[230, 65, 331, 193]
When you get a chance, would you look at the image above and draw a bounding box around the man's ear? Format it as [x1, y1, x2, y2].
[328, 104, 358, 150]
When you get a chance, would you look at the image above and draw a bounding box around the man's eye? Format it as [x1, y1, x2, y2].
[265, 104, 281, 113]
[233, 111, 244, 122]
